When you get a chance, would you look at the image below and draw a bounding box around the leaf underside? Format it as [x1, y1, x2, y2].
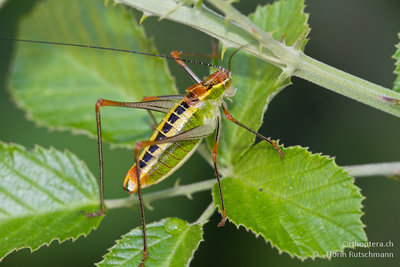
[97, 218, 203, 267]
[0, 142, 102, 260]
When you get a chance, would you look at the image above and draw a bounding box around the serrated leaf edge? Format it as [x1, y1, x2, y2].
[249, 0, 310, 50]
[96, 218, 204, 267]
[0, 141, 102, 261]
[185, 224, 204, 267]
[168, 223, 204, 267]
[0, 229, 97, 262]
[214, 144, 366, 260]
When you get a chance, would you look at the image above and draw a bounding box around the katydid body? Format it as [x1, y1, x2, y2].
[94, 68, 236, 265]
[1, 38, 283, 267]
[95, 65, 282, 266]
[124, 70, 233, 194]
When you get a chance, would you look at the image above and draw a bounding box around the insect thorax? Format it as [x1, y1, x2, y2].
[185, 69, 234, 104]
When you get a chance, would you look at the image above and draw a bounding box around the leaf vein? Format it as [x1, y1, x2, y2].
[16, 150, 92, 199]
[251, 184, 363, 241]
[1, 161, 65, 207]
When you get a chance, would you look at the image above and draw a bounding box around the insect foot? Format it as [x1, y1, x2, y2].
[78, 210, 105, 218]
[218, 210, 227, 227]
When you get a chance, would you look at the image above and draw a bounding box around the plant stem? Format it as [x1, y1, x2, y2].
[346, 162, 400, 178]
[194, 201, 216, 225]
[294, 54, 400, 117]
[105, 178, 216, 209]
[116, 0, 400, 118]
[105, 161, 400, 210]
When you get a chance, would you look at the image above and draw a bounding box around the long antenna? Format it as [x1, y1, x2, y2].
[0, 38, 224, 70]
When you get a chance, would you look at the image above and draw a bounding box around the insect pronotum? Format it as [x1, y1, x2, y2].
[2, 38, 283, 266]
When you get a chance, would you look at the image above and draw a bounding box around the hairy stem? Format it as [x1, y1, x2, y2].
[346, 162, 400, 178]
[294, 54, 400, 117]
[115, 0, 400, 118]
[105, 161, 400, 210]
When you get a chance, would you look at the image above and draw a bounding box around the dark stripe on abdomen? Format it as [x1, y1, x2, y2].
[161, 121, 173, 134]
[149, 145, 159, 153]
[142, 152, 153, 163]
[174, 101, 189, 115]
[139, 160, 147, 169]
[155, 131, 166, 141]
[168, 113, 179, 124]
[181, 102, 189, 108]
[174, 105, 186, 115]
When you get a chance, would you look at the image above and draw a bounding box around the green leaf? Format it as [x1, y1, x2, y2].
[9, 0, 176, 147]
[215, 0, 309, 167]
[0, 142, 102, 260]
[213, 143, 366, 259]
[97, 218, 203, 267]
[393, 33, 400, 92]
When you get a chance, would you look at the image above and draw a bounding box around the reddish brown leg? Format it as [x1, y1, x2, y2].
[89, 98, 170, 266]
[92, 98, 177, 266]
[131, 137, 194, 266]
[141, 94, 184, 102]
[84, 98, 166, 218]
[88, 96, 181, 217]
[133, 140, 153, 267]
[83, 99, 109, 217]
[126, 122, 219, 265]
[87, 97, 210, 266]
[131, 135, 204, 266]
[172, 41, 218, 59]
[170, 50, 201, 83]
[212, 115, 227, 227]
[221, 102, 284, 158]
[170, 44, 219, 83]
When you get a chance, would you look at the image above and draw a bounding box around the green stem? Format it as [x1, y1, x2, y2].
[105, 161, 400, 210]
[115, 0, 400, 117]
[346, 162, 400, 178]
[105, 178, 216, 209]
[194, 201, 216, 225]
[294, 54, 400, 117]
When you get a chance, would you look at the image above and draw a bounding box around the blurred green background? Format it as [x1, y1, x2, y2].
[0, 0, 399, 266]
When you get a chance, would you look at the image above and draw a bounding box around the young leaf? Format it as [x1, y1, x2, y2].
[0, 142, 102, 260]
[393, 33, 400, 92]
[213, 143, 366, 259]
[97, 218, 203, 267]
[9, 0, 176, 147]
[215, 0, 309, 167]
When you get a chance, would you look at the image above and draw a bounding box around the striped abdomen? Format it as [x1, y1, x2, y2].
[124, 100, 205, 192]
